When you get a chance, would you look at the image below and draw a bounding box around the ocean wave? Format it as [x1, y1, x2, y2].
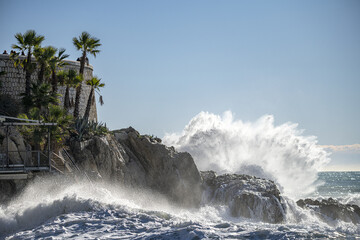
[164, 111, 330, 199]
[1, 178, 359, 239]
[6, 204, 359, 239]
[339, 193, 360, 206]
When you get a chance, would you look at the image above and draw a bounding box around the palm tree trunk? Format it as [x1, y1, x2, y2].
[38, 64, 45, 84]
[84, 88, 94, 121]
[64, 86, 70, 111]
[79, 51, 86, 75]
[74, 84, 82, 118]
[74, 51, 86, 118]
[25, 49, 32, 94]
[51, 70, 59, 105]
[51, 70, 58, 93]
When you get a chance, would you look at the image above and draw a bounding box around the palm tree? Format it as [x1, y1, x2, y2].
[84, 76, 104, 121]
[44, 104, 74, 150]
[49, 48, 69, 94]
[57, 69, 82, 111]
[72, 31, 101, 118]
[33, 46, 56, 84]
[18, 104, 73, 151]
[24, 82, 59, 115]
[11, 30, 45, 102]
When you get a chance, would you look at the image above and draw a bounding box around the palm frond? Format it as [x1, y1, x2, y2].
[14, 33, 25, 46]
[99, 95, 104, 106]
[11, 44, 23, 51]
[72, 38, 82, 50]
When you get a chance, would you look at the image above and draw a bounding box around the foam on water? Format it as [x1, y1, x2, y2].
[1, 177, 359, 239]
[163, 111, 330, 199]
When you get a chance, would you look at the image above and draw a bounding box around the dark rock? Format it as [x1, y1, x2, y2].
[201, 171, 286, 223]
[0, 127, 28, 165]
[0, 180, 16, 203]
[0, 179, 28, 204]
[296, 198, 360, 224]
[69, 127, 202, 207]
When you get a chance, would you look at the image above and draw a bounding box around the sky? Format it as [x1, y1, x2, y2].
[0, 0, 359, 170]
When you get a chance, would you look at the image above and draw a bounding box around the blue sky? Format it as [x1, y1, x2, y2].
[0, 0, 359, 170]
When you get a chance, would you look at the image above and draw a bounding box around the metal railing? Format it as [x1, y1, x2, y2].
[0, 150, 51, 172]
[62, 148, 93, 184]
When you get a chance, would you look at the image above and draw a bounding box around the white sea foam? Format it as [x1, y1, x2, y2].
[163, 111, 330, 199]
[0, 176, 173, 238]
[1, 177, 359, 239]
[339, 193, 360, 206]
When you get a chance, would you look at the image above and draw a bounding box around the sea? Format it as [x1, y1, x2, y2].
[0, 171, 359, 239]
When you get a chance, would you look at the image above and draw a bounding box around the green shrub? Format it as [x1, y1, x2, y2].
[72, 117, 109, 141]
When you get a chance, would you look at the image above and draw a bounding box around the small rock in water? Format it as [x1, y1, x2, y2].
[214, 223, 231, 228]
[296, 198, 360, 224]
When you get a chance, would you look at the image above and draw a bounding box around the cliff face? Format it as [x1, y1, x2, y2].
[69, 127, 202, 207]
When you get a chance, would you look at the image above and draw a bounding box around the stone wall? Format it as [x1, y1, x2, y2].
[0, 54, 97, 121]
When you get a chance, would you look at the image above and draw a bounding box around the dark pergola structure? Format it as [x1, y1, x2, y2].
[0, 115, 57, 179]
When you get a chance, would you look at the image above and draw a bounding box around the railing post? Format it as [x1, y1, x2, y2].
[6, 126, 9, 167]
[38, 151, 40, 167]
[23, 149, 25, 171]
[27, 149, 29, 168]
[48, 126, 51, 172]
[24, 148, 27, 168]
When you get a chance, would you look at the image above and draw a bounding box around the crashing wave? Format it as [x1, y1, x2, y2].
[164, 111, 330, 199]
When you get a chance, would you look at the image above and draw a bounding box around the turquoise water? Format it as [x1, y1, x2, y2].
[313, 171, 360, 204]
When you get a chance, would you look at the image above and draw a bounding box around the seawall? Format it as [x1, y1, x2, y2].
[0, 54, 97, 121]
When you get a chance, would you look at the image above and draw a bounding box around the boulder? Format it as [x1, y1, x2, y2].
[0, 179, 29, 204]
[0, 127, 28, 165]
[297, 198, 360, 224]
[0, 180, 16, 203]
[201, 171, 286, 223]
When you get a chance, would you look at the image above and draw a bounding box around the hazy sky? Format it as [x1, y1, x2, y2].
[0, 0, 359, 170]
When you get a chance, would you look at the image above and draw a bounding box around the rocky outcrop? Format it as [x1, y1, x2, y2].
[201, 171, 286, 223]
[297, 198, 360, 224]
[0, 179, 29, 204]
[69, 127, 202, 207]
[0, 127, 28, 165]
[0, 127, 29, 203]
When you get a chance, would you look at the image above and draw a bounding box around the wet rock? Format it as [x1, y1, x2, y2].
[296, 198, 360, 224]
[70, 127, 202, 207]
[0, 179, 29, 204]
[201, 171, 286, 223]
[0, 180, 16, 203]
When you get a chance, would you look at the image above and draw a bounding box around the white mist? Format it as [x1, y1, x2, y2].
[163, 111, 330, 199]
